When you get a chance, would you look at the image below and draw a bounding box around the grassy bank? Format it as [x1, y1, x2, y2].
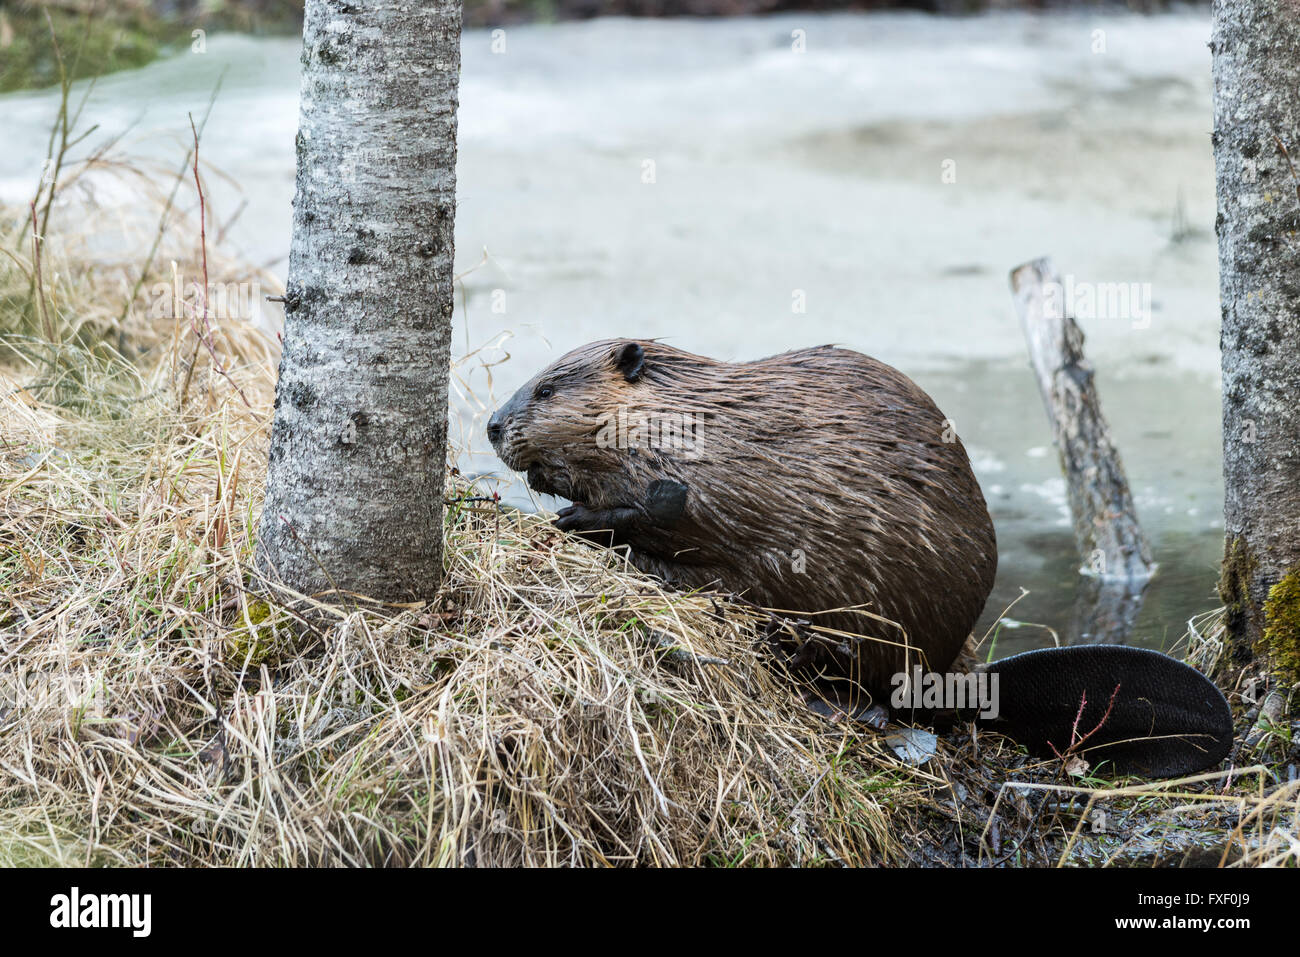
[0, 114, 1296, 866]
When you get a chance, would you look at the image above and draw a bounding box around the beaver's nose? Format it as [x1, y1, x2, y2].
[486, 412, 504, 445]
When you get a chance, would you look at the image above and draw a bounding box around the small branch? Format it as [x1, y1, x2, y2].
[1272, 132, 1300, 209]
[117, 73, 225, 334]
[180, 112, 252, 411]
[1270, 132, 1300, 249]
[1049, 682, 1121, 766]
[28, 202, 54, 342]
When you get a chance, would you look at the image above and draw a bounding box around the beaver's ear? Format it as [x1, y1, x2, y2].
[615, 342, 645, 382]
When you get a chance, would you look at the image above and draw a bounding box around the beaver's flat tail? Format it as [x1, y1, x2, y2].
[979, 645, 1234, 778]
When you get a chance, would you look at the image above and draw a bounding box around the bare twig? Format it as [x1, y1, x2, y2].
[117, 74, 227, 337]
[28, 202, 53, 342]
[178, 111, 252, 410]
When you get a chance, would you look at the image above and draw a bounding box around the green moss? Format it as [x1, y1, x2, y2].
[224, 599, 280, 667]
[1263, 567, 1300, 685]
[245, 599, 273, 625]
[1215, 536, 1261, 681]
[1218, 536, 1257, 620]
[1221, 536, 1300, 687]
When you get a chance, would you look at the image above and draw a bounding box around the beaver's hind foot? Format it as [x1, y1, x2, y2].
[802, 689, 890, 729]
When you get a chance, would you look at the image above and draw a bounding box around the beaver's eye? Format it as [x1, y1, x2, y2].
[535, 385, 553, 400]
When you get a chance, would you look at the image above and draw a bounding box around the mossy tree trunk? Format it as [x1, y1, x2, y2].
[257, 0, 461, 601]
[1212, 1, 1300, 688]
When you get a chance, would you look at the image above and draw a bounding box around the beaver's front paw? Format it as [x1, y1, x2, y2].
[554, 503, 600, 533]
[554, 504, 625, 548]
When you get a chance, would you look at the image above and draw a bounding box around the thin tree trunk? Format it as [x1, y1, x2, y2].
[1212, 1, 1300, 685]
[257, 0, 460, 601]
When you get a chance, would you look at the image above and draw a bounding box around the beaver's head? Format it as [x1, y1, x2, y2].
[487, 339, 650, 501]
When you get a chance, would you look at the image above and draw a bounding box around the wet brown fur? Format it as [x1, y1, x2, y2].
[489, 338, 998, 706]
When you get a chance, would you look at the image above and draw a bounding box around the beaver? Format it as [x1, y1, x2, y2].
[487, 338, 996, 702]
[487, 339, 1233, 777]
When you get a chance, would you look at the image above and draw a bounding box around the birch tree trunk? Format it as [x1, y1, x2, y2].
[257, 0, 460, 601]
[1212, 1, 1300, 685]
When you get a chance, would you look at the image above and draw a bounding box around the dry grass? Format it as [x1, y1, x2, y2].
[1, 133, 1297, 867]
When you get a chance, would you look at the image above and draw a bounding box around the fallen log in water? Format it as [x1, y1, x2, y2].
[1009, 257, 1155, 586]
